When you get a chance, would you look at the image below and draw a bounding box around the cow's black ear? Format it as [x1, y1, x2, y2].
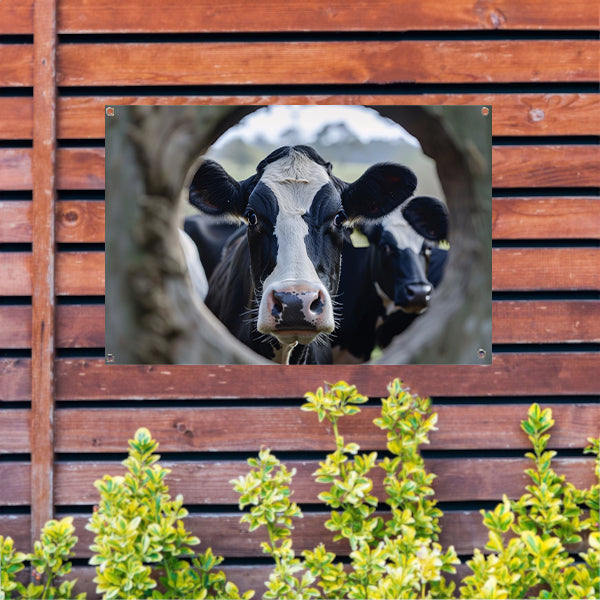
[341, 163, 417, 220]
[402, 195, 449, 241]
[189, 160, 245, 216]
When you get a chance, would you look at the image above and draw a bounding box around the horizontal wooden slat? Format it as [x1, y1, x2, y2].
[4, 0, 598, 34]
[493, 145, 600, 188]
[0, 0, 33, 34]
[493, 301, 600, 343]
[56, 41, 598, 86]
[2, 299, 598, 349]
[0, 252, 104, 296]
[0, 45, 33, 86]
[0, 410, 30, 453]
[0, 306, 31, 348]
[59, 0, 600, 33]
[6, 456, 593, 506]
[3, 354, 597, 402]
[40, 353, 600, 400]
[0, 253, 32, 295]
[3, 146, 596, 192]
[0, 201, 105, 243]
[56, 200, 105, 242]
[56, 148, 105, 190]
[492, 197, 600, 239]
[49, 457, 596, 505]
[51, 93, 600, 139]
[53, 404, 599, 453]
[0, 462, 30, 505]
[0, 149, 32, 190]
[492, 248, 600, 291]
[0, 201, 32, 243]
[0, 98, 33, 139]
[0, 304, 103, 348]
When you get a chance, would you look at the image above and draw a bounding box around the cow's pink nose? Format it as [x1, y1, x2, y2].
[268, 287, 326, 327]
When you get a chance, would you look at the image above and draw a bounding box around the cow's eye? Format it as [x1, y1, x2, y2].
[245, 209, 258, 227]
[333, 210, 347, 229]
[382, 243, 392, 257]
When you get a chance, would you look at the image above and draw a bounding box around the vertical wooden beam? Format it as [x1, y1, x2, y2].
[31, 0, 57, 546]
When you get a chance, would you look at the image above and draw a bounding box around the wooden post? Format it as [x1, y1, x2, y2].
[31, 0, 57, 546]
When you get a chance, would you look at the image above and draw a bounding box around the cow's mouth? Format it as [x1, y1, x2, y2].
[272, 327, 332, 346]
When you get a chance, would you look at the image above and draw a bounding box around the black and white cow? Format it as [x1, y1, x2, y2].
[332, 195, 449, 363]
[187, 145, 419, 364]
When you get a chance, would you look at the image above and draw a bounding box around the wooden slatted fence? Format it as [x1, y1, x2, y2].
[1, 0, 598, 596]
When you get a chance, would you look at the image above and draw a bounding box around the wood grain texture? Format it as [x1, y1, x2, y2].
[493, 301, 600, 343]
[56, 148, 105, 190]
[0, 0, 34, 34]
[56, 41, 599, 86]
[492, 248, 600, 291]
[51, 93, 600, 139]
[492, 197, 600, 239]
[0, 98, 33, 139]
[31, 0, 58, 544]
[57, 0, 599, 32]
[4, 354, 599, 402]
[6, 456, 592, 507]
[0, 201, 105, 243]
[48, 456, 596, 506]
[1, 462, 30, 506]
[0, 201, 32, 243]
[0, 410, 30, 453]
[52, 404, 600, 453]
[56, 252, 105, 295]
[0, 149, 33, 190]
[52, 353, 600, 400]
[4, 0, 598, 34]
[0, 45, 33, 86]
[0, 252, 104, 296]
[56, 201, 105, 242]
[492, 145, 600, 188]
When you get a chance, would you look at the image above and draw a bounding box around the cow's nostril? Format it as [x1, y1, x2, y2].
[271, 292, 284, 316]
[310, 295, 324, 314]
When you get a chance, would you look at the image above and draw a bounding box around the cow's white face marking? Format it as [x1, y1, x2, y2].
[380, 205, 425, 254]
[255, 150, 335, 340]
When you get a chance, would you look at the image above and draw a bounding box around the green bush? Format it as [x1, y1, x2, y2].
[1, 380, 598, 599]
[1, 517, 83, 600]
[86, 427, 251, 600]
[232, 380, 599, 599]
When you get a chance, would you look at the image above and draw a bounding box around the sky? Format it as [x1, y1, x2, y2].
[212, 105, 420, 148]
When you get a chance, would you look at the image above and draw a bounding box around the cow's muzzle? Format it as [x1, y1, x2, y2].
[259, 280, 334, 344]
[397, 282, 432, 314]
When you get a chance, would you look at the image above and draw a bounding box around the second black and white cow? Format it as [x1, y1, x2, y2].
[333, 195, 449, 363]
[188, 145, 419, 364]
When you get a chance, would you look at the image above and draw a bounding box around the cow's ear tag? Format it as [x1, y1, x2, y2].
[350, 228, 370, 248]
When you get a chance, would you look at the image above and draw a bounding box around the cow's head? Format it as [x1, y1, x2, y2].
[189, 145, 417, 347]
[364, 195, 448, 314]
